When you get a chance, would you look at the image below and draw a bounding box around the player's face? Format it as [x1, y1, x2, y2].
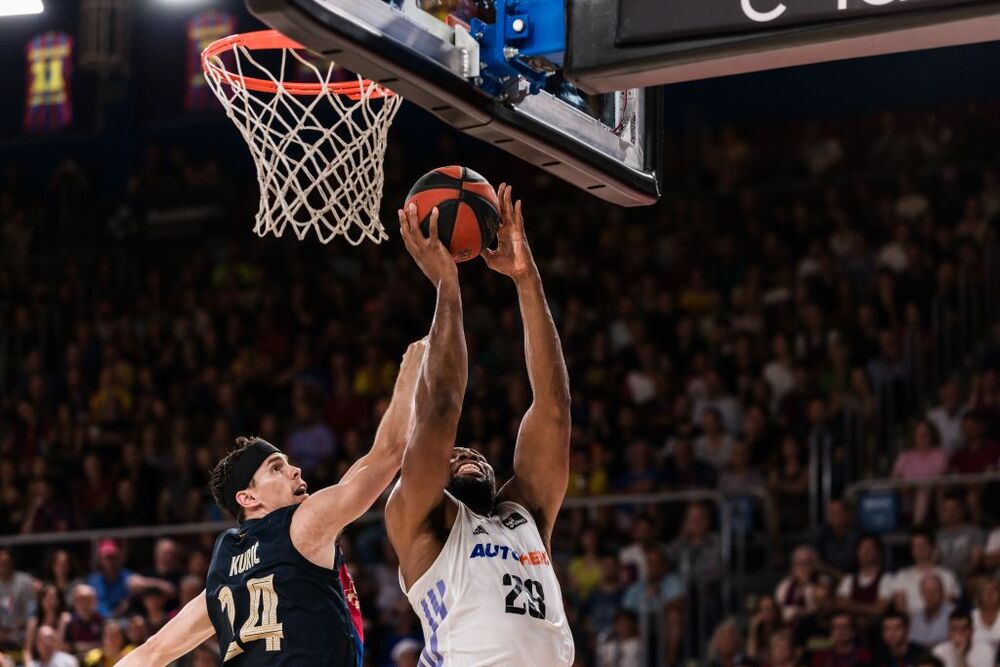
[449, 447, 495, 486]
[249, 454, 308, 512]
[446, 447, 496, 514]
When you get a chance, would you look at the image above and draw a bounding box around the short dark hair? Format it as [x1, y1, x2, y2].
[882, 610, 909, 629]
[830, 611, 854, 628]
[209, 436, 259, 521]
[911, 527, 935, 547]
[858, 533, 883, 551]
[949, 610, 971, 624]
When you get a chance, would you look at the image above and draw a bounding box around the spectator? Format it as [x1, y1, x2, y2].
[567, 527, 603, 599]
[718, 439, 765, 496]
[286, 390, 336, 476]
[950, 414, 1000, 474]
[86, 541, 132, 618]
[582, 555, 624, 637]
[24, 585, 70, 664]
[935, 495, 984, 577]
[705, 617, 757, 667]
[816, 499, 860, 577]
[85, 540, 173, 618]
[909, 575, 955, 649]
[595, 609, 641, 667]
[982, 526, 1000, 573]
[763, 334, 795, 411]
[768, 436, 810, 533]
[0, 546, 36, 651]
[794, 578, 838, 656]
[874, 612, 926, 667]
[44, 551, 80, 604]
[63, 585, 102, 656]
[389, 637, 421, 667]
[775, 545, 821, 624]
[138, 589, 169, 635]
[143, 539, 184, 598]
[620, 548, 684, 664]
[26, 626, 77, 667]
[887, 530, 960, 615]
[932, 611, 995, 667]
[693, 370, 743, 435]
[810, 612, 873, 667]
[746, 595, 783, 660]
[892, 420, 948, 524]
[621, 548, 684, 617]
[123, 616, 147, 649]
[618, 515, 663, 582]
[926, 381, 968, 454]
[836, 535, 892, 623]
[662, 437, 717, 489]
[81, 620, 132, 667]
[763, 629, 799, 667]
[971, 577, 1000, 651]
[667, 502, 723, 585]
[171, 576, 202, 619]
[695, 407, 736, 469]
[614, 440, 663, 494]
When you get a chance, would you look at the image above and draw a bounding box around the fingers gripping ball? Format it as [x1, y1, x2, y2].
[404, 166, 501, 262]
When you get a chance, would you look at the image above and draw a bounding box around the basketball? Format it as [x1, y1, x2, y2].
[404, 166, 501, 262]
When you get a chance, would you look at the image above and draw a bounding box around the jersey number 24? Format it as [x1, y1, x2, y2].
[217, 574, 284, 661]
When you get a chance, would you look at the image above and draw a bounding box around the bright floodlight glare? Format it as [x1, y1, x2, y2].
[0, 0, 44, 17]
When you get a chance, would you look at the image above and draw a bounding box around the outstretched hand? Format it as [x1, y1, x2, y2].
[483, 183, 536, 281]
[399, 204, 458, 287]
[398, 338, 427, 386]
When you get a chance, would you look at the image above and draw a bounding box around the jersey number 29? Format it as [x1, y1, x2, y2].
[503, 573, 546, 619]
[217, 574, 284, 661]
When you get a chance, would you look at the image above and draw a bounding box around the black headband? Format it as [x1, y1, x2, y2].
[223, 439, 281, 519]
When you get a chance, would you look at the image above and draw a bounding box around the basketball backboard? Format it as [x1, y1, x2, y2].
[567, 0, 1000, 92]
[247, 0, 1000, 209]
[247, 0, 662, 207]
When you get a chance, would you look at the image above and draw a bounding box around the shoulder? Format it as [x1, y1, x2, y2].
[939, 567, 960, 587]
[931, 642, 952, 659]
[970, 641, 996, 661]
[494, 499, 536, 527]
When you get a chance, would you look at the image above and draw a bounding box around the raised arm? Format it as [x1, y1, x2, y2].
[489, 184, 571, 544]
[115, 590, 214, 666]
[385, 205, 467, 556]
[290, 338, 425, 567]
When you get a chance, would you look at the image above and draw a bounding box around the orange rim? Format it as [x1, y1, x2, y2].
[201, 29, 395, 100]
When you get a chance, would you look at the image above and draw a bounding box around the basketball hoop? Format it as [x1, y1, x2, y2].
[201, 30, 402, 245]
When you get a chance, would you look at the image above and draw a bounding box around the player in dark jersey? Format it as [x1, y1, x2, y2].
[117, 340, 424, 666]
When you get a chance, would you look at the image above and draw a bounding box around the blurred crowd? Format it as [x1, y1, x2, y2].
[2, 100, 1000, 666]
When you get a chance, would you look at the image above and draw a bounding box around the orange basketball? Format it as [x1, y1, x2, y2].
[404, 166, 501, 262]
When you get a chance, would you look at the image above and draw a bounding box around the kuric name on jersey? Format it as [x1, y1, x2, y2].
[229, 542, 261, 576]
[469, 543, 550, 565]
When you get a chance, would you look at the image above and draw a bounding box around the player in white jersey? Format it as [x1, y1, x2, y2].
[386, 184, 574, 666]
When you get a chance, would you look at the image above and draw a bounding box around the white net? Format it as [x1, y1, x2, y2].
[202, 37, 403, 245]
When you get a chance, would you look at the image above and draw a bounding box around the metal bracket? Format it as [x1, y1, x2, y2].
[470, 0, 564, 98]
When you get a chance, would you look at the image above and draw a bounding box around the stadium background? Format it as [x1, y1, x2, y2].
[5, 1, 1000, 666]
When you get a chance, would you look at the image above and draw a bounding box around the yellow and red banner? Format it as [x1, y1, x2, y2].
[24, 31, 73, 132]
[186, 10, 236, 111]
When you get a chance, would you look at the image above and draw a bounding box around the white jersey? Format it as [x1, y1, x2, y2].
[401, 493, 574, 666]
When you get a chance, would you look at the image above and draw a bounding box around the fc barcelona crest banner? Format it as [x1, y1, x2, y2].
[186, 10, 235, 111]
[24, 31, 73, 133]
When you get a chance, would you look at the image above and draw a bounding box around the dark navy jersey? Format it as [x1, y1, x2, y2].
[205, 504, 364, 666]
